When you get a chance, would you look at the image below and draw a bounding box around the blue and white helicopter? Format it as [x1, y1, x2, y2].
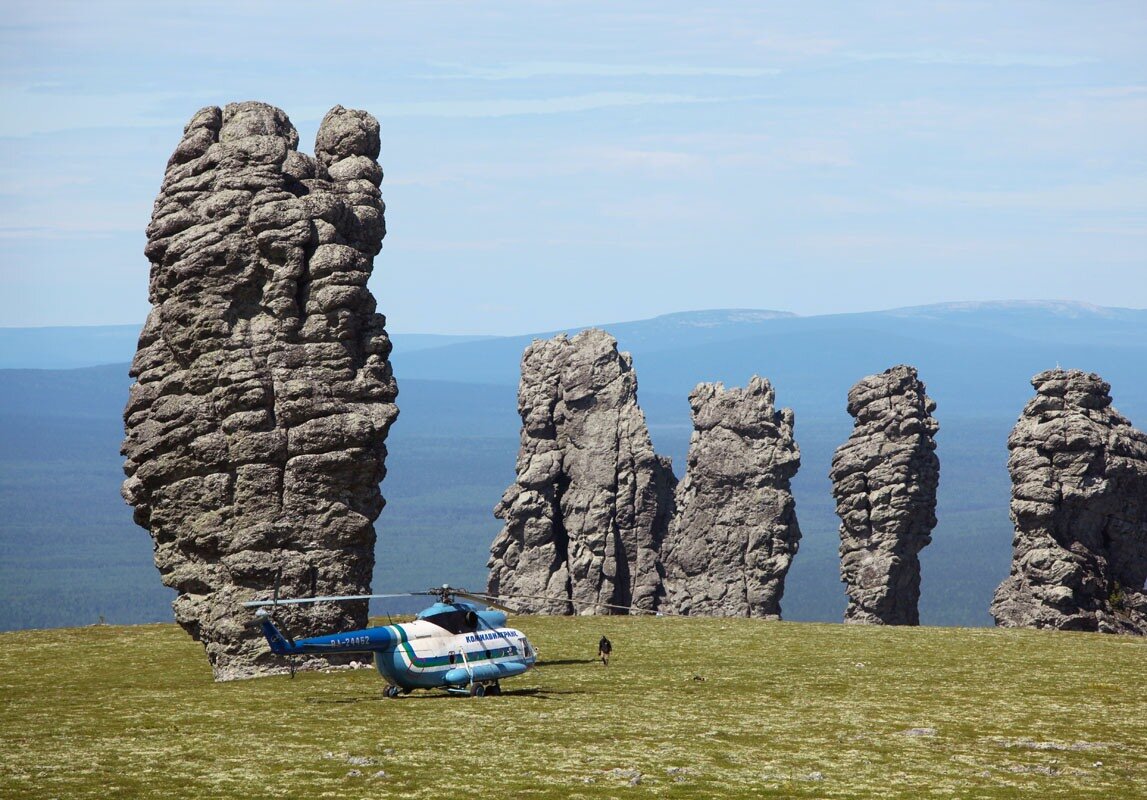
[244, 585, 541, 697]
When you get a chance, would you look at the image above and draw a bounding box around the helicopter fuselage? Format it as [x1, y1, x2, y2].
[373, 617, 534, 690]
[255, 600, 537, 695]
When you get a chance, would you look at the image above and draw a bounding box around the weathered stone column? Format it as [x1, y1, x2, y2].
[659, 376, 802, 618]
[830, 365, 939, 625]
[991, 368, 1147, 634]
[121, 102, 398, 679]
[488, 329, 675, 614]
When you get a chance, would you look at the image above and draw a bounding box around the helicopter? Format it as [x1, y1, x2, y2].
[244, 584, 542, 697]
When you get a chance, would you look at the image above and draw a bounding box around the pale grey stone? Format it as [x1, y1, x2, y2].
[990, 368, 1147, 634]
[122, 102, 398, 680]
[487, 330, 675, 614]
[659, 376, 801, 618]
[830, 365, 939, 625]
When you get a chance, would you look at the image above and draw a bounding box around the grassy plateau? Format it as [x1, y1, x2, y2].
[1, 616, 1144, 799]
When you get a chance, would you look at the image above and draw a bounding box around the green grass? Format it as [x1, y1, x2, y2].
[2, 618, 1145, 799]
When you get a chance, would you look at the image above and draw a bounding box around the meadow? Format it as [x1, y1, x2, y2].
[2, 616, 1144, 799]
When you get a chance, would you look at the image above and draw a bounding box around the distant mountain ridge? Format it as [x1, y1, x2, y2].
[394, 301, 1147, 414]
[890, 299, 1147, 318]
[3, 300, 1143, 370]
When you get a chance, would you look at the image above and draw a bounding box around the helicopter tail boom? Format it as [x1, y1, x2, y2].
[254, 609, 398, 656]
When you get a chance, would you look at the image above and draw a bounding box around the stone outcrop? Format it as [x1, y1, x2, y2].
[991, 369, 1147, 634]
[487, 329, 676, 614]
[830, 366, 939, 625]
[659, 377, 802, 618]
[121, 102, 398, 680]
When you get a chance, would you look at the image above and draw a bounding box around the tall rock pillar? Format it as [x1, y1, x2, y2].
[991, 369, 1147, 634]
[487, 330, 676, 614]
[830, 365, 939, 625]
[659, 377, 802, 618]
[121, 102, 398, 680]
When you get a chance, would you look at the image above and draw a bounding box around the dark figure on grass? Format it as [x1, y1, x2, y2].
[598, 635, 612, 666]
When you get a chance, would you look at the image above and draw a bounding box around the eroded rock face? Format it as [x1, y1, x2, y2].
[659, 377, 801, 618]
[990, 369, 1147, 634]
[830, 365, 939, 625]
[121, 102, 398, 680]
[487, 330, 675, 614]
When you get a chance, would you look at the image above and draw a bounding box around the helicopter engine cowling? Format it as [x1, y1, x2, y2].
[477, 609, 507, 629]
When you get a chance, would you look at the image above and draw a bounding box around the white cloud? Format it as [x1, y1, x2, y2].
[890, 178, 1147, 214]
[598, 192, 721, 223]
[0, 85, 209, 136]
[1080, 85, 1147, 98]
[753, 35, 843, 57]
[375, 91, 770, 119]
[634, 132, 856, 170]
[423, 61, 779, 80]
[576, 146, 704, 173]
[395, 237, 526, 253]
[844, 49, 1096, 68]
[1069, 222, 1147, 237]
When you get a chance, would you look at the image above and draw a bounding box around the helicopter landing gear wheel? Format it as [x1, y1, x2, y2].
[385, 685, 401, 699]
[469, 682, 486, 698]
[488, 681, 502, 696]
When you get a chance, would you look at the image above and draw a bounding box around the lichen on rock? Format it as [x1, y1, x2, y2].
[487, 329, 675, 614]
[830, 365, 939, 625]
[659, 376, 802, 618]
[121, 102, 398, 680]
[990, 368, 1147, 634]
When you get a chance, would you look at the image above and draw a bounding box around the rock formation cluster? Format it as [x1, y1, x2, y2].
[830, 366, 939, 625]
[121, 102, 398, 680]
[659, 377, 802, 618]
[991, 369, 1147, 634]
[488, 330, 676, 614]
[490, 333, 807, 617]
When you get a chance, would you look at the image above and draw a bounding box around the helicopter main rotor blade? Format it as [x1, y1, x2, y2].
[242, 593, 414, 608]
[452, 590, 519, 613]
[477, 590, 687, 617]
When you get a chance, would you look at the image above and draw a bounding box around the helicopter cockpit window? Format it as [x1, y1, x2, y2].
[422, 607, 481, 634]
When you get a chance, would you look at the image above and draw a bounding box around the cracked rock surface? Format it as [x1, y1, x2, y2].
[659, 377, 802, 618]
[830, 365, 939, 625]
[991, 369, 1147, 634]
[487, 330, 675, 614]
[121, 102, 398, 680]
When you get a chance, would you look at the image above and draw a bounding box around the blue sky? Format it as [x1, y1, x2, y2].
[1, 1, 1144, 333]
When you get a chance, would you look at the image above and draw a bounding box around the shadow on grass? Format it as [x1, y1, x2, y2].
[537, 658, 598, 667]
[303, 695, 389, 705]
[302, 686, 586, 704]
[496, 687, 585, 700]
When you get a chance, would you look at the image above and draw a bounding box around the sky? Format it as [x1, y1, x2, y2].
[1, 1, 1145, 334]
